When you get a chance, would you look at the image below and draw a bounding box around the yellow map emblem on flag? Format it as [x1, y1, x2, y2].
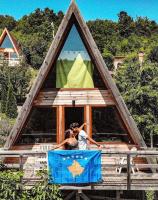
[68, 160, 84, 178]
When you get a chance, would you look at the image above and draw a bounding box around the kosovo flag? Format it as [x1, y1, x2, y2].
[48, 150, 102, 184]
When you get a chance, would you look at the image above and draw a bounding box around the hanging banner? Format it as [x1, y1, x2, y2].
[48, 150, 101, 184]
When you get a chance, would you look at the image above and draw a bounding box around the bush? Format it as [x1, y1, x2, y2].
[0, 113, 15, 146]
[0, 170, 62, 200]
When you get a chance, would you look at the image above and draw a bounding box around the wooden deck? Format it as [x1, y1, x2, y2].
[1, 148, 158, 192]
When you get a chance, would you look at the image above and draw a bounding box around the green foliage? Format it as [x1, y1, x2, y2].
[0, 170, 62, 200]
[0, 113, 15, 146]
[13, 8, 64, 69]
[148, 46, 158, 63]
[0, 15, 17, 30]
[145, 190, 155, 200]
[0, 63, 31, 104]
[118, 11, 135, 37]
[115, 59, 158, 141]
[5, 80, 18, 119]
[1, 83, 7, 113]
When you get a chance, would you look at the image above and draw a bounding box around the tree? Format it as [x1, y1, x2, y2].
[135, 17, 158, 37]
[0, 63, 31, 105]
[118, 11, 135, 37]
[5, 80, 18, 119]
[115, 58, 158, 144]
[148, 46, 158, 63]
[14, 8, 64, 68]
[0, 15, 17, 30]
[0, 83, 7, 113]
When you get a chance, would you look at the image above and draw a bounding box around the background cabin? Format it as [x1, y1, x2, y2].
[0, 28, 21, 66]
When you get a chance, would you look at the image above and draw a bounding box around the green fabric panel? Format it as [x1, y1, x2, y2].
[56, 54, 94, 88]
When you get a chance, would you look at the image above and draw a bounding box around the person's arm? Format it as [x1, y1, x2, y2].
[78, 122, 86, 132]
[87, 136, 101, 149]
[52, 139, 68, 150]
[74, 123, 87, 137]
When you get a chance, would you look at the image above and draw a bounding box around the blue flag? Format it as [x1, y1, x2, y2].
[48, 150, 102, 184]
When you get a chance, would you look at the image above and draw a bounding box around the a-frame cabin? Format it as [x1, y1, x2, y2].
[4, 1, 146, 153]
[0, 28, 21, 66]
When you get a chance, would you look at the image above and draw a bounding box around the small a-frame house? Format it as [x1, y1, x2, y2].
[4, 1, 146, 152]
[0, 28, 20, 66]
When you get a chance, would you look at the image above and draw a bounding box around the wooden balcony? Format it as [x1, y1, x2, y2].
[34, 89, 115, 106]
[0, 148, 158, 192]
[0, 58, 20, 66]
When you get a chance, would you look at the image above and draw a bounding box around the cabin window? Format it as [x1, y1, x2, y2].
[0, 52, 4, 59]
[17, 107, 57, 144]
[42, 24, 106, 89]
[91, 106, 132, 143]
[10, 52, 18, 59]
[0, 35, 13, 48]
[56, 24, 94, 88]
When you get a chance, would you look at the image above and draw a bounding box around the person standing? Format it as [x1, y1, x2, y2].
[70, 122, 101, 150]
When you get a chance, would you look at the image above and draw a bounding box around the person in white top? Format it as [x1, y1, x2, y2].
[70, 122, 101, 150]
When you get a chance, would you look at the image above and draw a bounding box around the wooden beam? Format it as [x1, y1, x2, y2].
[85, 105, 91, 137]
[80, 193, 91, 200]
[127, 154, 131, 190]
[76, 192, 80, 200]
[64, 191, 76, 200]
[58, 106, 65, 143]
[34, 89, 114, 106]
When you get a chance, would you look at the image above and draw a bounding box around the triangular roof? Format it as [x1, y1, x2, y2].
[4, 1, 146, 149]
[0, 28, 20, 56]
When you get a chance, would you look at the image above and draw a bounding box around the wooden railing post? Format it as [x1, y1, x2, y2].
[19, 154, 23, 171]
[19, 154, 23, 189]
[127, 153, 131, 190]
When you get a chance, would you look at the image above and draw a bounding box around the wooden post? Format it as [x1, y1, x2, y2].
[76, 191, 80, 200]
[127, 153, 131, 190]
[19, 154, 23, 171]
[19, 154, 23, 190]
[150, 132, 153, 149]
[85, 105, 91, 148]
[85, 106, 91, 136]
[80, 193, 90, 200]
[58, 106, 65, 143]
[116, 191, 121, 200]
[64, 191, 76, 200]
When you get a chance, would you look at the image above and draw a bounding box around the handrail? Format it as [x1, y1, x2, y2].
[0, 149, 158, 155]
[0, 149, 158, 190]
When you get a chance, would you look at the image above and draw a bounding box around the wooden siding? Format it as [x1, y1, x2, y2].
[34, 89, 115, 106]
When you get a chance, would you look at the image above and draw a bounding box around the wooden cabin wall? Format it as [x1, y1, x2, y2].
[34, 89, 115, 106]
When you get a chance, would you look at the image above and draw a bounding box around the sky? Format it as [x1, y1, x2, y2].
[0, 0, 158, 22]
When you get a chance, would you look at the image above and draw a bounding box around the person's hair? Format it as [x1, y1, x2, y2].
[64, 129, 72, 150]
[65, 129, 72, 139]
[70, 122, 80, 130]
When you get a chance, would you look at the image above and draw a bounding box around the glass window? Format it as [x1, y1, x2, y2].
[0, 35, 14, 48]
[17, 107, 56, 144]
[56, 24, 94, 88]
[92, 107, 132, 143]
[10, 52, 18, 59]
[42, 24, 106, 89]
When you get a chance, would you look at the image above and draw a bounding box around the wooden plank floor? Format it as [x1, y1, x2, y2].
[59, 172, 158, 191]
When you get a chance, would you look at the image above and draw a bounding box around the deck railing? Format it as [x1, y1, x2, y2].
[0, 149, 158, 190]
[0, 58, 20, 66]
